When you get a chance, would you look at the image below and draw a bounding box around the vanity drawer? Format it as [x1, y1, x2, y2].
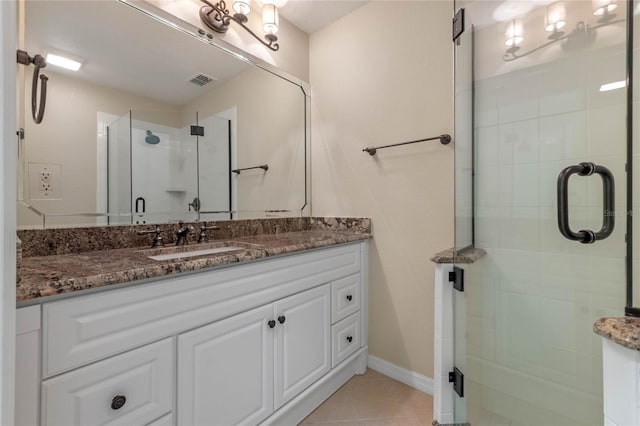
[331, 274, 360, 323]
[41, 338, 173, 426]
[331, 312, 361, 368]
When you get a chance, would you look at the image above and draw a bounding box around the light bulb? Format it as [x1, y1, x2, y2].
[545, 2, 566, 32]
[505, 18, 523, 47]
[233, 0, 251, 16]
[593, 0, 618, 15]
[262, 0, 288, 8]
[263, 4, 279, 35]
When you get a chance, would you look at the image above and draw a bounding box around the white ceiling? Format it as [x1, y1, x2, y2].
[278, 0, 367, 34]
[25, 1, 252, 106]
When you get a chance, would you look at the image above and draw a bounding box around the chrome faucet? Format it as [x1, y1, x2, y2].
[176, 221, 195, 246]
[137, 226, 164, 248]
[198, 223, 220, 243]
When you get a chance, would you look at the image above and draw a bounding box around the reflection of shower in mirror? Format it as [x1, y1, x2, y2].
[145, 130, 160, 145]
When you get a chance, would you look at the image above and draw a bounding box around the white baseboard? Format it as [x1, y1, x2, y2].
[367, 355, 434, 395]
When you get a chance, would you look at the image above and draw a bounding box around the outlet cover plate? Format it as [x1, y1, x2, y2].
[29, 162, 62, 200]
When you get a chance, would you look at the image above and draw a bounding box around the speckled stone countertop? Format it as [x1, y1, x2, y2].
[593, 317, 640, 351]
[430, 247, 487, 264]
[17, 217, 371, 305]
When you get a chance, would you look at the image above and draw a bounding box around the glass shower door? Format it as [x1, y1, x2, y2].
[107, 111, 132, 225]
[130, 110, 199, 224]
[197, 112, 232, 221]
[453, 1, 629, 424]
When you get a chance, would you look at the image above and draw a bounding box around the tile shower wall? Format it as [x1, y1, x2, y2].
[462, 2, 628, 424]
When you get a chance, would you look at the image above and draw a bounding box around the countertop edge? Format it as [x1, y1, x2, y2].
[593, 317, 640, 351]
[430, 247, 487, 264]
[17, 233, 371, 306]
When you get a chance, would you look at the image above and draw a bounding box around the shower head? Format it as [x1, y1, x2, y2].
[145, 130, 160, 145]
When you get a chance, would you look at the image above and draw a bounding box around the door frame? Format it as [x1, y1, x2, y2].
[1, 1, 18, 424]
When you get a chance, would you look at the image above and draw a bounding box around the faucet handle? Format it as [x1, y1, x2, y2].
[198, 223, 220, 243]
[137, 226, 164, 248]
[175, 221, 196, 246]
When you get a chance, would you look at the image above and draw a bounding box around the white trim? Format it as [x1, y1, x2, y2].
[1, 1, 18, 424]
[433, 263, 455, 423]
[263, 348, 368, 425]
[367, 355, 434, 395]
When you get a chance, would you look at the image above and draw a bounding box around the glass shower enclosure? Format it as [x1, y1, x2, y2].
[107, 110, 231, 225]
[453, 0, 633, 424]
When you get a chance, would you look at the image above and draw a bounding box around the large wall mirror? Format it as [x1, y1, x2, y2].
[17, 0, 308, 229]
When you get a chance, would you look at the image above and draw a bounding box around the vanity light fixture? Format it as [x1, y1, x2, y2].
[504, 18, 524, 49]
[232, 0, 251, 18]
[545, 2, 566, 37]
[262, 4, 279, 36]
[593, 0, 618, 17]
[46, 53, 81, 71]
[504, 1, 623, 62]
[199, 0, 281, 51]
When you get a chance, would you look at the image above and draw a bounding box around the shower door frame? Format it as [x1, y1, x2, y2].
[452, 0, 638, 423]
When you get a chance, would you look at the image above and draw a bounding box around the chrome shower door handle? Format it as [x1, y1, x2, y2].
[557, 162, 615, 244]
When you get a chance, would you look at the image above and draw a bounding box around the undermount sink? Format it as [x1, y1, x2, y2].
[137, 241, 263, 261]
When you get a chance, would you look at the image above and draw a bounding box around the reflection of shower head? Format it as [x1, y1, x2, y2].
[145, 130, 160, 145]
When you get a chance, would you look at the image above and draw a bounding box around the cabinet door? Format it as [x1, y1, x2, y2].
[274, 284, 331, 408]
[177, 304, 274, 426]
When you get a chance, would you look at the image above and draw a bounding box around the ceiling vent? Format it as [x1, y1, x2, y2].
[187, 73, 216, 87]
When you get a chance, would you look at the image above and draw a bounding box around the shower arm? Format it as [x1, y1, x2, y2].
[17, 49, 48, 124]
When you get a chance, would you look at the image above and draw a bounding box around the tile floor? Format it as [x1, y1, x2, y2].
[299, 369, 434, 425]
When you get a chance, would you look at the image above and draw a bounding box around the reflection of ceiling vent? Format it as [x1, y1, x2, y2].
[187, 73, 216, 87]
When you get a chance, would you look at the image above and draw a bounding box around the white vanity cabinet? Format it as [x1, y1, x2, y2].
[274, 284, 331, 408]
[601, 338, 640, 426]
[178, 304, 275, 426]
[41, 339, 174, 426]
[177, 285, 331, 425]
[16, 241, 369, 426]
[15, 305, 41, 426]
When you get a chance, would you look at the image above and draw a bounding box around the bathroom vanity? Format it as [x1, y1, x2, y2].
[594, 317, 640, 426]
[15, 218, 370, 426]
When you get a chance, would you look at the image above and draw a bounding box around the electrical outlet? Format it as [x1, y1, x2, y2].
[29, 163, 62, 200]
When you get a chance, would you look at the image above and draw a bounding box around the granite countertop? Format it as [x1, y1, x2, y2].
[593, 317, 640, 351]
[17, 217, 371, 305]
[430, 247, 487, 264]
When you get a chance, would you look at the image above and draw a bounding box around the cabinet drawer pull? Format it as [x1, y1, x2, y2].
[278, 315, 286, 324]
[346, 336, 353, 343]
[346, 295, 353, 302]
[111, 395, 127, 410]
[268, 320, 276, 328]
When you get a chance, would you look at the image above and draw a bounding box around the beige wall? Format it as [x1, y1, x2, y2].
[183, 67, 307, 216]
[19, 71, 181, 227]
[310, 1, 454, 378]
